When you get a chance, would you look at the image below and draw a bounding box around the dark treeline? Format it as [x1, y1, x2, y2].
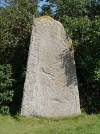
[0, 0, 100, 114]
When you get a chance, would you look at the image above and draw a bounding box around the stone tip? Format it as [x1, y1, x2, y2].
[40, 15, 52, 19]
[33, 16, 64, 29]
[36, 15, 52, 20]
[34, 16, 53, 24]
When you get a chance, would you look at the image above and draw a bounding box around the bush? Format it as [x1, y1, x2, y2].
[0, 64, 14, 114]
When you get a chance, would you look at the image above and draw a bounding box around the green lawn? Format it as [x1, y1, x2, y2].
[0, 114, 100, 134]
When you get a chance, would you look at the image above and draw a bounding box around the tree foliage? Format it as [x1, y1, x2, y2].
[0, 0, 35, 114]
[56, 0, 100, 113]
[0, 0, 100, 114]
[0, 64, 14, 114]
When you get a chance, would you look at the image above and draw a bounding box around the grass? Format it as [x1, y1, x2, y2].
[0, 114, 100, 134]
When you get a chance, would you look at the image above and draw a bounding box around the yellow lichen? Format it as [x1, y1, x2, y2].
[34, 16, 52, 23]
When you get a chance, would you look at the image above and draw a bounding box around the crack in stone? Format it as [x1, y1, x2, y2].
[41, 67, 55, 79]
[52, 98, 67, 103]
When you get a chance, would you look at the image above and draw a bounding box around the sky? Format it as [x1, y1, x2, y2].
[0, 0, 10, 7]
[0, 0, 57, 15]
[0, 0, 7, 7]
[37, 0, 57, 15]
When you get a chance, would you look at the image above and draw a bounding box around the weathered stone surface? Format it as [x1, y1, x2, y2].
[21, 16, 81, 117]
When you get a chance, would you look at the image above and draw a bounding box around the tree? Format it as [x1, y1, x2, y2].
[0, 0, 36, 114]
[56, 0, 100, 113]
[0, 0, 100, 114]
[37, 0, 57, 16]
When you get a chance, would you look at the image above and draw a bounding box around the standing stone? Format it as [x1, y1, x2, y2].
[21, 16, 81, 117]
